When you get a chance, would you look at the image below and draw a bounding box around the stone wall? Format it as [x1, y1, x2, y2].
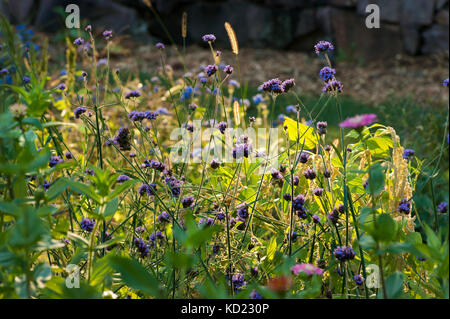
[1, 0, 448, 59]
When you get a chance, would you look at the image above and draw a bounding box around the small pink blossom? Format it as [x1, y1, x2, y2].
[291, 263, 323, 276]
[339, 113, 377, 129]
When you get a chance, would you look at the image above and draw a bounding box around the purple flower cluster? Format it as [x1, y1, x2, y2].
[303, 169, 316, 180]
[231, 273, 246, 292]
[218, 121, 227, 134]
[333, 246, 356, 262]
[49, 155, 64, 168]
[232, 143, 251, 159]
[182, 195, 195, 208]
[292, 195, 307, 219]
[81, 218, 95, 232]
[138, 183, 157, 196]
[74, 106, 87, 119]
[437, 201, 448, 214]
[157, 211, 171, 223]
[354, 274, 365, 285]
[261, 78, 295, 94]
[314, 41, 334, 55]
[133, 237, 150, 258]
[403, 149, 415, 159]
[322, 80, 343, 93]
[117, 174, 130, 183]
[205, 64, 218, 77]
[319, 67, 336, 82]
[155, 42, 165, 49]
[113, 126, 132, 151]
[236, 202, 249, 221]
[73, 37, 84, 46]
[270, 169, 283, 180]
[397, 198, 411, 214]
[103, 30, 113, 40]
[313, 188, 324, 197]
[125, 90, 142, 99]
[316, 121, 328, 135]
[299, 152, 310, 164]
[202, 34, 216, 42]
[165, 176, 183, 197]
[327, 207, 341, 224]
[224, 65, 233, 74]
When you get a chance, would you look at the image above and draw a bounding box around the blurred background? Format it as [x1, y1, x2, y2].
[1, 0, 449, 217]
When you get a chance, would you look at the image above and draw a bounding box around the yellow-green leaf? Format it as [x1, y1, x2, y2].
[283, 116, 318, 149]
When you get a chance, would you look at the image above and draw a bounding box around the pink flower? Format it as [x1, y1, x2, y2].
[339, 113, 377, 129]
[291, 263, 323, 276]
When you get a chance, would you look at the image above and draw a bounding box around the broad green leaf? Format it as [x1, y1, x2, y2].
[283, 117, 318, 149]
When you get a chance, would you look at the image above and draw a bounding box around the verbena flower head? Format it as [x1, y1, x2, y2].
[155, 42, 165, 49]
[303, 168, 316, 180]
[437, 201, 448, 214]
[333, 246, 356, 262]
[316, 121, 328, 135]
[138, 184, 155, 196]
[202, 34, 216, 42]
[322, 79, 343, 93]
[117, 174, 130, 183]
[80, 218, 95, 232]
[262, 78, 284, 94]
[74, 106, 87, 119]
[182, 195, 195, 208]
[73, 37, 84, 45]
[65, 152, 73, 159]
[313, 188, 324, 197]
[57, 83, 67, 91]
[224, 65, 233, 74]
[314, 41, 334, 55]
[23, 76, 31, 84]
[299, 152, 309, 164]
[237, 202, 249, 220]
[397, 198, 411, 214]
[312, 215, 320, 224]
[291, 263, 323, 276]
[210, 159, 220, 169]
[354, 274, 365, 286]
[282, 78, 295, 92]
[443, 78, 449, 87]
[0, 68, 9, 75]
[125, 89, 141, 99]
[128, 111, 146, 121]
[49, 155, 64, 168]
[231, 273, 246, 292]
[103, 30, 113, 40]
[205, 64, 218, 77]
[403, 149, 415, 159]
[319, 67, 336, 82]
[250, 290, 263, 299]
[339, 113, 377, 129]
[114, 126, 131, 151]
[157, 211, 171, 223]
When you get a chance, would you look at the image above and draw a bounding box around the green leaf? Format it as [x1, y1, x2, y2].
[267, 237, 277, 261]
[283, 116, 318, 149]
[372, 214, 396, 243]
[365, 163, 385, 195]
[383, 272, 404, 299]
[108, 256, 161, 297]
